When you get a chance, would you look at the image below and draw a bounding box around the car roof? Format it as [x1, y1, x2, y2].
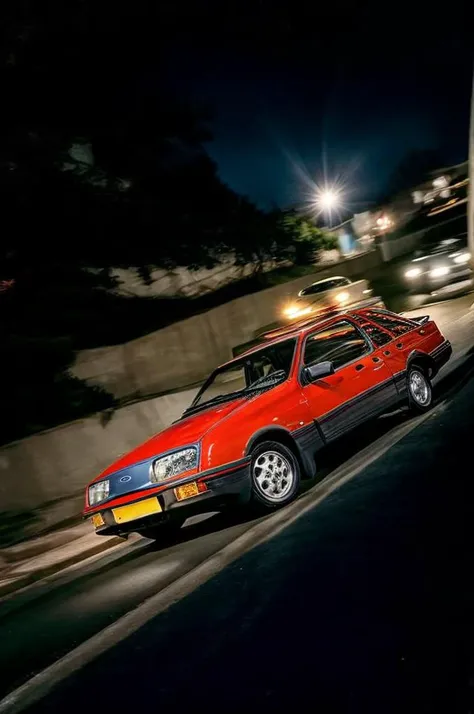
[219, 307, 367, 368]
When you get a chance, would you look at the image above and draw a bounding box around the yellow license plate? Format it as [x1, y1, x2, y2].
[174, 481, 200, 501]
[112, 496, 162, 524]
[92, 513, 105, 529]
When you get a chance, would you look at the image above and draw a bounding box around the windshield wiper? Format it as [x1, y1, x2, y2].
[243, 370, 287, 392]
[182, 370, 287, 419]
[182, 389, 248, 417]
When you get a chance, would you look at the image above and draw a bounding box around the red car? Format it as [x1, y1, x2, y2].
[84, 308, 451, 539]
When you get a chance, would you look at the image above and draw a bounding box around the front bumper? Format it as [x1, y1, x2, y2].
[87, 460, 252, 536]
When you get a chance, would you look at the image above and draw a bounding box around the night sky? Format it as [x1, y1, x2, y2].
[162, 0, 472, 209]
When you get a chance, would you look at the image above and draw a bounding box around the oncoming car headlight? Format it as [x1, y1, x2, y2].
[405, 267, 421, 279]
[453, 252, 471, 265]
[335, 291, 350, 304]
[88, 480, 110, 506]
[151, 447, 198, 482]
[283, 305, 312, 319]
[430, 266, 449, 278]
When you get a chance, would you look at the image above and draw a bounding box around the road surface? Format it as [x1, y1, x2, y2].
[1, 292, 474, 712]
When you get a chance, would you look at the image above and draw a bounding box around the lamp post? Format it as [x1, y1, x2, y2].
[315, 188, 341, 228]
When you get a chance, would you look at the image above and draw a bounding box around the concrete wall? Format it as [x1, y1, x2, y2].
[112, 257, 282, 298]
[0, 387, 197, 537]
[72, 250, 383, 400]
[380, 231, 422, 261]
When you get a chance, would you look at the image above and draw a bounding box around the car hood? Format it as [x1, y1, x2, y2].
[95, 397, 249, 481]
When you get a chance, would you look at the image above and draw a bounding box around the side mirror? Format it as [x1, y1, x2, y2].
[304, 360, 335, 382]
[415, 315, 430, 325]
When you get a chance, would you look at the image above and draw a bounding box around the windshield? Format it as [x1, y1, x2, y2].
[191, 338, 297, 410]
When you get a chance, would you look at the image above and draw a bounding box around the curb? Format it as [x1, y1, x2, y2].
[0, 536, 124, 599]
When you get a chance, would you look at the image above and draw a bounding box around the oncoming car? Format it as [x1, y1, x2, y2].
[84, 307, 451, 540]
[281, 276, 384, 322]
[403, 234, 472, 294]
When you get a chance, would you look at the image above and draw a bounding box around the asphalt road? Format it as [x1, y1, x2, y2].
[1, 292, 474, 712]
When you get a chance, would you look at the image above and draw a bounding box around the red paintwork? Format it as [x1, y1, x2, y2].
[98, 399, 248, 478]
[84, 308, 449, 517]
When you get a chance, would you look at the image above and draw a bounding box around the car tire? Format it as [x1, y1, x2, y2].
[407, 365, 433, 413]
[137, 517, 185, 542]
[249, 441, 301, 511]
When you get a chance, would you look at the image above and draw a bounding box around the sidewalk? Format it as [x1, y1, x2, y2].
[0, 521, 125, 599]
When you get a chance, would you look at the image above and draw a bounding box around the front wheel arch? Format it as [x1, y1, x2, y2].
[249, 440, 301, 510]
[245, 427, 312, 478]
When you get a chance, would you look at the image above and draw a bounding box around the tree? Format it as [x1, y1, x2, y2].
[279, 211, 338, 264]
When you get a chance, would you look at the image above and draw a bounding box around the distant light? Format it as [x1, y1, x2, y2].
[315, 188, 341, 212]
[453, 252, 471, 264]
[405, 268, 421, 279]
[433, 176, 448, 189]
[376, 214, 393, 231]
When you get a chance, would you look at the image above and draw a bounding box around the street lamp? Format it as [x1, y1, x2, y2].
[316, 188, 341, 212]
[314, 187, 342, 228]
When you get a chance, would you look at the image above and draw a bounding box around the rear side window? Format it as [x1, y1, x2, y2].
[303, 321, 370, 370]
[350, 314, 392, 347]
[365, 310, 415, 336]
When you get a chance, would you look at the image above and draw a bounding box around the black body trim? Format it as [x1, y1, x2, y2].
[393, 370, 407, 396]
[430, 340, 452, 372]
[293, 422, 325, 477]
[318, 376, 399, 441]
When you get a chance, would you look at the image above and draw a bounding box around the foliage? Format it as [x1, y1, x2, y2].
[0, 1, 336, 443]
[279, 212, 338, 264]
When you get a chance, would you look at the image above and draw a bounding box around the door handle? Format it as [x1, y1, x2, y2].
[396, 342, 403, 349]
[355, 364, 364, 371]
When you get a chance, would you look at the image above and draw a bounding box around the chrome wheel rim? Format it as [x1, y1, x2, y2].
[409, 371, 430, 406]
[253, 450, 294, 502]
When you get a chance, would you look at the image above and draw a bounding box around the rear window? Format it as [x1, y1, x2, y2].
[299, 277, 350, 297]
[351, 314, 392, 347]
[365, 310, 415, 336]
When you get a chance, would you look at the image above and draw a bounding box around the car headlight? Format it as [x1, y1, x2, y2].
[430, 266, 449, 278]
[405, 267, 421, 279]
[88, 480, 110, 506]
[283, 305, 312, 319]
[335, 291, 350, 304]
[151, 447, 198, 482]
[453, 252, 471, 264]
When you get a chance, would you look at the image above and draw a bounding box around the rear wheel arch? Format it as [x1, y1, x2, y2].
[406, 349, 437, 378]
